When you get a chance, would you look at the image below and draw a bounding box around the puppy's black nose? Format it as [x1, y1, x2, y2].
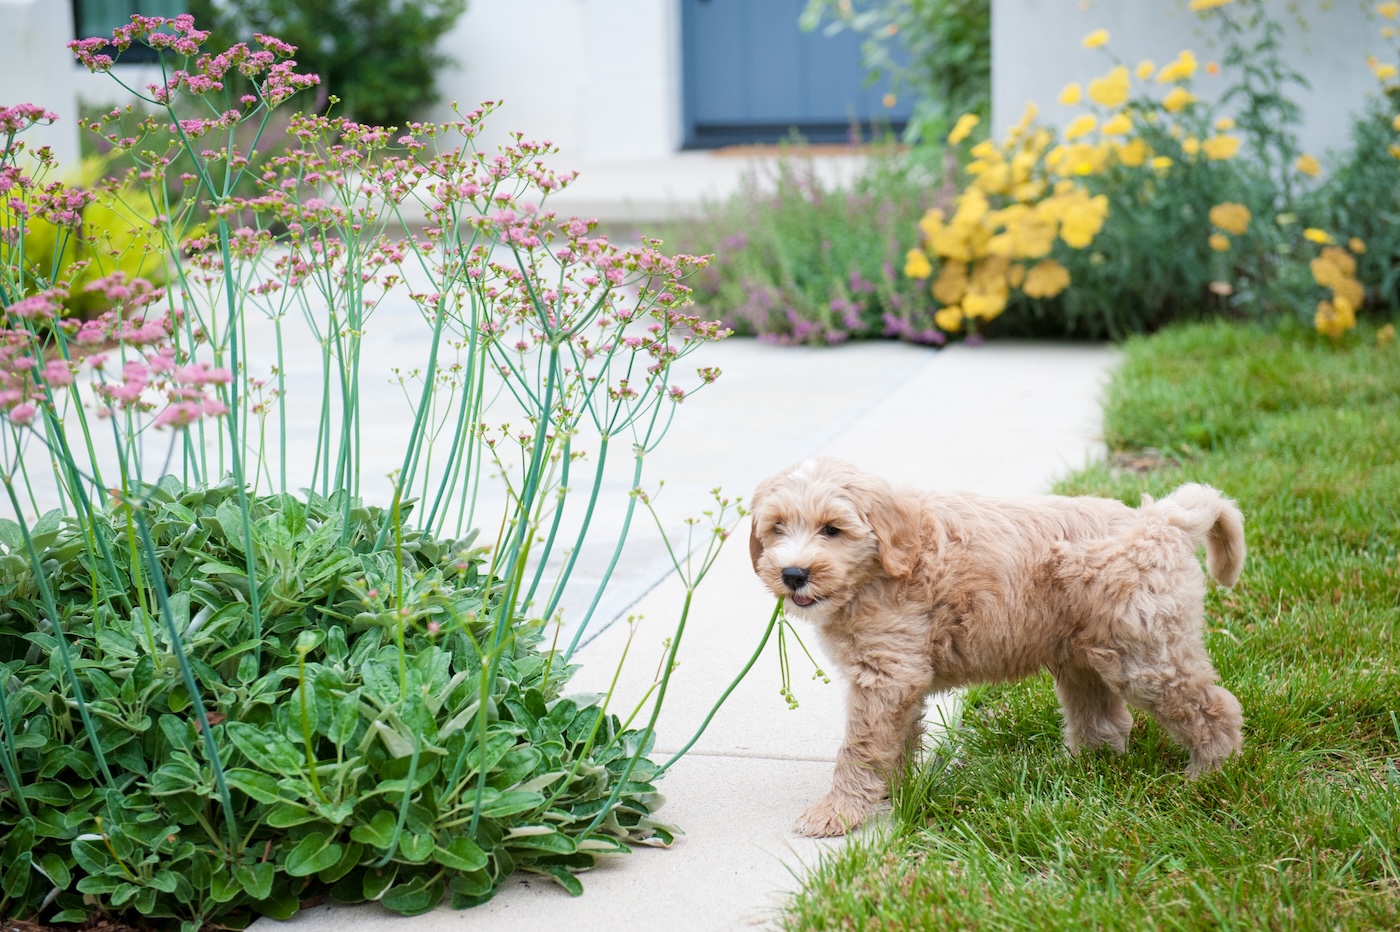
[781, 567, 809, 590]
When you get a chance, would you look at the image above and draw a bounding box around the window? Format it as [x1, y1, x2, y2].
[71, 0, 190, 63]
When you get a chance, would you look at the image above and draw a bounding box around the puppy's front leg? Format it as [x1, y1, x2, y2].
[796, 678, 924, 837]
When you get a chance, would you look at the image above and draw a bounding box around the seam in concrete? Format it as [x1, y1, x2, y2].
[651, 749, 837, 763]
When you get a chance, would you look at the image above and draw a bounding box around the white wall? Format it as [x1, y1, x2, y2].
[993, 0, 1388, 161]
[0, 0, 81, 167]
[428, 0, 682, 160]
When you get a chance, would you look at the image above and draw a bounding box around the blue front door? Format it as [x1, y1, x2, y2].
[681, 0, 912, 147]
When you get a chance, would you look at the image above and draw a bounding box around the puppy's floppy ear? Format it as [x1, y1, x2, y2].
[747, 476, 777, 574]
[863, 481, 922, 578]
[748, 518, 764, 574]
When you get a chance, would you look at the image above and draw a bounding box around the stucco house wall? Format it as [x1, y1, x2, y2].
[427, 0, 682, 160]
[0, 0, 82, 167]
[992, 1, 1390, 160]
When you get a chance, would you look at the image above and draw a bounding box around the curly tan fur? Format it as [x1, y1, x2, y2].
[749, 457, 1246, 837]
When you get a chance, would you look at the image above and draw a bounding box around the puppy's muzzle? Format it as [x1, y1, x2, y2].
[781, 566, 817, 607]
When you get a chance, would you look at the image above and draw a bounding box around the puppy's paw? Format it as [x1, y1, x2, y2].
[794, 795, 868, 837]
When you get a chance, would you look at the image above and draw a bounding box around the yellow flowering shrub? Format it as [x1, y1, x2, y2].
[895, 1, 1399, 343]
[902, 104, 1109, 335]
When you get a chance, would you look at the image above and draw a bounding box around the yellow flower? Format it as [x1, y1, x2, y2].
[948, 113, 981, 145]
[1189, 0, 1235, 10]
[918, 208, 945, 242]
[1368, 56, 1399, 81]
[1157, 50, 1198, 83]
[1389, 143, 1400, 159]
[963, 290, 1008, 320]
[1082, 29, 1110, 49]
[1313, 245, 1357, 281]
[932, 261, 968, 305]
[1022, 259, 1071, 298]
[1117, 137, 1150, 166]
[1209, 233, 1231, 251]
[1182, 136, 1202, 156]
[1202, 135, 1241, 160]
[1392, 113, 1400, 131]
[1163, 87, 1196, 112]
[934, 305, 964, 332]
[1088, 66, 1131, 108]
[1065, 114, 1097, 141]
[1136, 60, 1156, 81]
[1152, 155, 1174, 171]
[1315, 299, 1356, 339]
[1059, 194, 1110, 248]
[904, 248, 933, 279]
[1059, 82, 1083, 105]
[1209, 202, 1251, 235]
[1295, 153, 1322, 177]
[883, 93, 897, 108]
[1350, 237, 1367, 254]
[1304, 227, 1334, 244]
[1102, 112, 1133, 136]
[1378, 322, 1396, 345]
[1214, 117, 1236, 131]
[1381, 2, 1400, 19]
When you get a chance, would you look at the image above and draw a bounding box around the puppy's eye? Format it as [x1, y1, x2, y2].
[821, 525, 841, 538]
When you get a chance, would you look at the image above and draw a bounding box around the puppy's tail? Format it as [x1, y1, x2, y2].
[1142, 484, 1245, 587]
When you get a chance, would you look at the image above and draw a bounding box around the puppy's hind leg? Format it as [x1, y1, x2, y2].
[1088, 641, 1242, 777]
[1054, 662, 1133, 755]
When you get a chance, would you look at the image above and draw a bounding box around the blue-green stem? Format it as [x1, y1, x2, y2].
[561, 448, 646, 661]
[1, 474, 115, 790]
[539, 434, 610, 623]
[132, 509, 240, 846]
[658, 601, 783, 773]
[0, 661, 31, 817]
[580, 586, 695, 837]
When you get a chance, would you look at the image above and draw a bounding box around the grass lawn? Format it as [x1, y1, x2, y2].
[783, 321, 1400, 930]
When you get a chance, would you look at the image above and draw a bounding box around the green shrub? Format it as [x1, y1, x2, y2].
[0, 482, 668, 927]
[187, 0, 468, 127]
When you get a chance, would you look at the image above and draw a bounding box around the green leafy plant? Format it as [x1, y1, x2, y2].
[1, 12, 735, 927]
[0, 483, 671, 926]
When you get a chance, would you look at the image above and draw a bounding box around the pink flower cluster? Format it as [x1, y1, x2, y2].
[0, 104, 58, 135]
[69, 16, 318, 108]
[0, 275, 229, 431]
[90, 345, 231, 427]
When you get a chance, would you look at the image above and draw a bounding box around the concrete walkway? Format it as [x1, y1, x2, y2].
[262, 337, 1118, 932]
[397, 148, 873, 227]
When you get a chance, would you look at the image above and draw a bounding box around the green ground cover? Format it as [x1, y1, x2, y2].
[784, 320, 1400, 930]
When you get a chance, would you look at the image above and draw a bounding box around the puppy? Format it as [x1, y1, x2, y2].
[749, 457, 1245, 837]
